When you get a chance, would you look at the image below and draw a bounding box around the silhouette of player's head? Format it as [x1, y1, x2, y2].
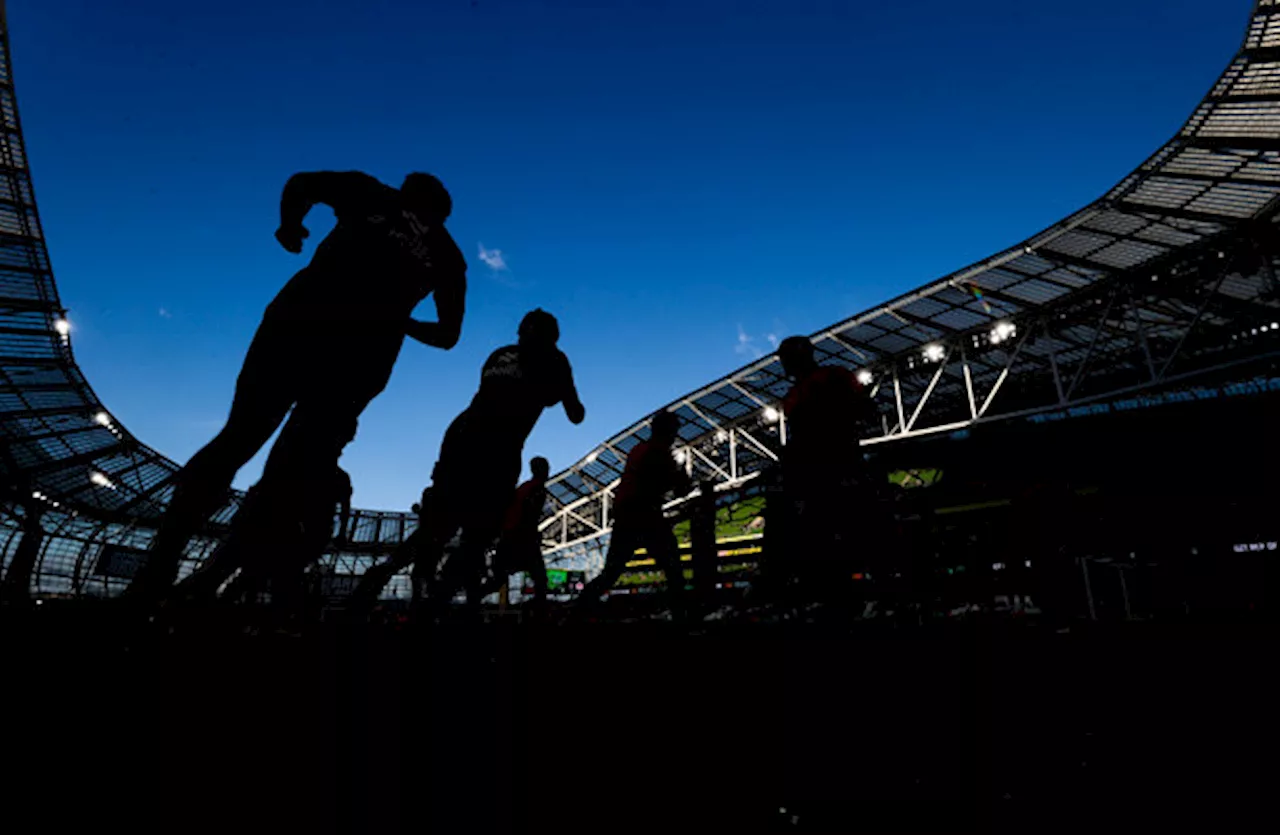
[530, 456, 551, 480]
[777, 335, 818, 379]
[650, 410, 681, 445]
[401, 173, 452, 222]
[518, 309, 560, 348]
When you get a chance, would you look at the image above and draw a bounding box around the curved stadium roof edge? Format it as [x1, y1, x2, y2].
[4, 1, 1280, 580]
[537, 0, 1280, 522]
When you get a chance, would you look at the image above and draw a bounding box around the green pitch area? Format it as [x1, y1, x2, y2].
[672, 494, 766, 546]
[888, 468, 942, 489]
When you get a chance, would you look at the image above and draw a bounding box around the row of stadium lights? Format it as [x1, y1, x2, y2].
[1232, 321, 1280, 340]
[576, 320, 1024, 470]
[46, 319, 120, 494]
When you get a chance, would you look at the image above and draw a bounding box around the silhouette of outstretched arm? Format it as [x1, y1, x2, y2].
[562, 362, 585, 425]
[275, 171, 376, 253]
[406, 273, 466, 350]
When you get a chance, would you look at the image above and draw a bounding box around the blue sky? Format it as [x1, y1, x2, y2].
[8, 0, 1247, 510]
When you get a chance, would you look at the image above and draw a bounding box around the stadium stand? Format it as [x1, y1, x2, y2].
[2, 0, 1279, 601]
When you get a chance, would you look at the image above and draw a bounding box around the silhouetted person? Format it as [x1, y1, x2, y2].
[125, 171, 466, 603]
[575, 410, 692, 617]
[689, 480, 719, 611]
[178, 460, 353, 614]
[345, 486, 433, 612]
[0, 497, 45, 604]
[478, 456, 552, 614]
[776, 335, 880, 615]
[351, 310, 585, 616]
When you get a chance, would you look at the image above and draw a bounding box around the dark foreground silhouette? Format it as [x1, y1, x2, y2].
[126, 171, 467, 603]
[349, 310, 584, 614]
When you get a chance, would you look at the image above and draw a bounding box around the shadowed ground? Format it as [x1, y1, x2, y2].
[3, 604, 1272, 833]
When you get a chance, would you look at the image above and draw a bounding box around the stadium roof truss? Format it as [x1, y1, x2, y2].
[3, 1, 1280, 589]
[535, 1, 1280, 569]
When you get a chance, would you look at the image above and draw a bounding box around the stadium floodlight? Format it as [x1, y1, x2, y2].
[31, 491, 40, 499]
[1273, 322, 1278, 331]
[762, 406, 781, 424]
[584, 451, 598, 464]
[53, 318, 71, 336]
[923, 343, 945, 362]
[1264, 325, 1271, 333]
[989, 322, 1017, 344]
[89, 471, 116, 490]
[93, 411, 112, 427]
[674, 449, 687, 465]
[715, 429, 728, 443]
[856, 369, 874, 385]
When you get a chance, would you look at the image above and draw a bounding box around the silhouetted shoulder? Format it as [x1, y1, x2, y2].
[321, 171, 397, 223]
[432, 224, 467, 276]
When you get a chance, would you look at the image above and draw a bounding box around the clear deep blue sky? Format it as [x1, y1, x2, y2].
[8, 0, 1248, 510]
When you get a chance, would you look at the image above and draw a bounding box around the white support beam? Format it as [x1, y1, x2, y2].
[730, 381, 771, 410]
[690, 446, 731, 482]
[893, 370, 906, 434]
[961, 346, 978, 419]
[565, 507, 602, 532]
[906, 346, 952, 432]
[978, 325, 1033, 418]
[734, 426, 780, 462]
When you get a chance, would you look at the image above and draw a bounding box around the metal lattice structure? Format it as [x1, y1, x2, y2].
[536, 0, 1280, 574]
[3, 1, 1280, 594]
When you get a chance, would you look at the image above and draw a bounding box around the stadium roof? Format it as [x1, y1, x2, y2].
[535, 0, 1280, 554]
[3, 1, 1280, 587]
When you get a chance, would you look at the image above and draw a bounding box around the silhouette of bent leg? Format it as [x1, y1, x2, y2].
[126, 328, 297, 601]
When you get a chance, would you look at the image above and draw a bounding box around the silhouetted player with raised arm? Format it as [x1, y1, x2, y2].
[574, 410, 693, 617]
[125, 171, 466, 603]
[477, 455, 553, 614]
[348, 310, 584, 615]
[776, 336, 880, 614]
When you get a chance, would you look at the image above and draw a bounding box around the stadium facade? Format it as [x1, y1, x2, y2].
[3, 1, 1280, 596]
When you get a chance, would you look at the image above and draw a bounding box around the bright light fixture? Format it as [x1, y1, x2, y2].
[923, 344, 945, 362]
[93, 411, 112, 427]
[674, 449, 687, 465]
[763, 406, 780, 423]
[89, 471, 116, 490]
[715, 429, 728, 443]
[990, 322, 1017, 344]
[584, 451, 598, 464]
[856, 369, 874, 385]
[53, 318, 71, 336]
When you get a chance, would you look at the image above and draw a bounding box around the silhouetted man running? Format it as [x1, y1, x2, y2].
[126, 171, 466, 603]
[170, 417, 356, 610]
[776, 336, 880, 614]
[477, 455, 552, 614]
[349, 310, 585, 616]
[575, 410, 692, 617]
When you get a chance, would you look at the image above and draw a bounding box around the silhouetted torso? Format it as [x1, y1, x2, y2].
[783, 365, 873, 482]
[463, 344, 576, 450]
[614, 440, 682, 517]
[503, 478, 547, 536]
[268, 172, 465, 325]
